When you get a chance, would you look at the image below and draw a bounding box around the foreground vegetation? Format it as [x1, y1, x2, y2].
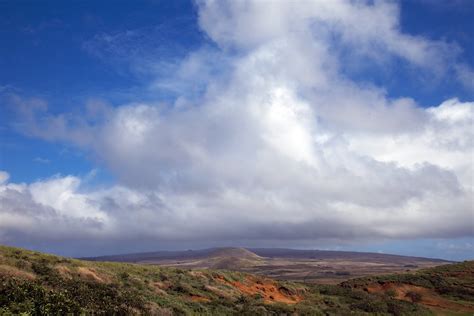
[343, 260, 474, 301]
[0, 245, 472, 315]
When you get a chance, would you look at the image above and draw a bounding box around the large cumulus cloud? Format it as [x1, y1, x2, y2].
[1, 0, 473, 255]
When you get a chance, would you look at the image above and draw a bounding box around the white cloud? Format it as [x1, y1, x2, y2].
[2, 0, 473, 252]
[0, 174, 109, 239]
[0, 171, 9, 185]
[348, 98, 473, 188]
[197, 0, 455, 72]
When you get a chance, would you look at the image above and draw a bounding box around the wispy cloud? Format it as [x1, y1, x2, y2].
[33, 157, 50, 164]
[82, 17, 202, 77]
[455, 63, 474, 91]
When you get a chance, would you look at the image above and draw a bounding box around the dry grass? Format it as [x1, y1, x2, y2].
[0, 264, 36, 280]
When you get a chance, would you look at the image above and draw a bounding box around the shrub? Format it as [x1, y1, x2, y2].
[119, 271, 130, 280]
[0, 274, 149, 315]
[31, 261, 53, 276]
[386, 300, 428, 316]
[386, 289, 397, 298]
[351, 299, 388, 313]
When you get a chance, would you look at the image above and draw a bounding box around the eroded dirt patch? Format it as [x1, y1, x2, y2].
[214, 275, 303, 304]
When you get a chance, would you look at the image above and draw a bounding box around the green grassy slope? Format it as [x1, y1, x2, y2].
[341, 261, 474, 315]
[1, 245, 470, 315]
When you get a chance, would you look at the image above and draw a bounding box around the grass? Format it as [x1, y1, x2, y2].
[342, 260, 474, 303]
[1, 245, 471, 315]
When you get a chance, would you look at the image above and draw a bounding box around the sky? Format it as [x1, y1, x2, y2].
[0, 0, 473, 260]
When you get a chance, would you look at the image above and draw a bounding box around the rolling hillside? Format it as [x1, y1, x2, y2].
[87, 247, 448, 264]
[87, 247, 450, 284]
[343, 261, 474, 315]
[1, 244, 473, 315]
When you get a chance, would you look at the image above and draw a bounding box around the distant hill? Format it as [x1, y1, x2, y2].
[206, 247, 263, 270]
[248, 248, 449, 263]
[86, 247, 448, 264]
[84, 248, 215, 262]
[209, 247, 262, 260]
[85, 247, 450, 284]
[1, 244, 472, 315]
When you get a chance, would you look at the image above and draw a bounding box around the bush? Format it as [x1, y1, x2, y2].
[351, 299, 388, 313]
[386, 289, 397, 298]
[386, 300, 428, 316]
[0, 276, 82, 315]
[119, 271, 130, 280]
[31, 261, 53, 276]
[0, 275, 149, 315]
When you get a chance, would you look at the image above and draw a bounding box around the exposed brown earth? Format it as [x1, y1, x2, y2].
[149, 268, 303, 305]
[214, 274, 303, 304]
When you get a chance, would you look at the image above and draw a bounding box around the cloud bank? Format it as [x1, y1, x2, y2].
[1, 0, 473, 255]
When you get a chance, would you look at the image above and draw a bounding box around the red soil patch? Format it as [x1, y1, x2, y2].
[215, 275, 302, 304]
[367, 282, 474, 313]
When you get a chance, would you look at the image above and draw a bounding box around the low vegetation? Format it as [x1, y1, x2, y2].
[0, 245, 472, 315]
[343, 260, 474, 315]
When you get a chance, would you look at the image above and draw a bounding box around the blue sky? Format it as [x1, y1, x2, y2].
[1, 0, 203, 183]
[0, 0, 473, 259]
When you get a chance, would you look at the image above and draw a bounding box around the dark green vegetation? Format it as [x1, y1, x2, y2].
[342, 261, 474, 315]
[0, 245, 472, 315]
[343, 260, 474, 301]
